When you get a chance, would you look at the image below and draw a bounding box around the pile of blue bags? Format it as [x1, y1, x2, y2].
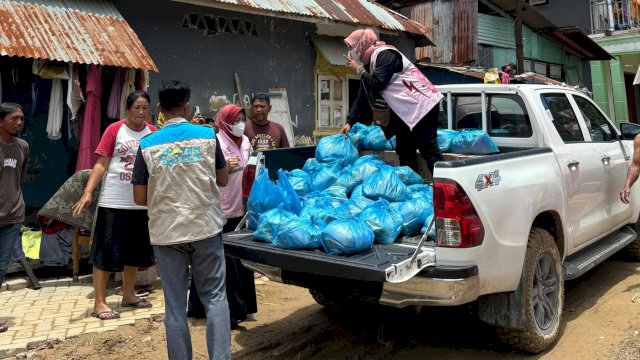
[247, 124, 436, 256]
[437, 129, 499, 155]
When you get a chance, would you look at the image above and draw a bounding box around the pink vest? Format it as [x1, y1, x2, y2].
[370, 46, 443, 130]
[217, 131, 252, 219]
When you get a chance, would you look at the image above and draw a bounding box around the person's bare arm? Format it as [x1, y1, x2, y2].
[72, 156, 110, 215]
[621, 134, 640, 203]
[216, 164, 228, 187]
[133, 185, 148, 206]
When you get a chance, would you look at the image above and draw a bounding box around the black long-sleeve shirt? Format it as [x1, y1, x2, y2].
[347, 49, 403, 126]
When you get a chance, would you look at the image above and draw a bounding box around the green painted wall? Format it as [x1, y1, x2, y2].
[610, 59, 629, 124]
[523, 27, 563, 63]
[591, 61, 611, 117]
[478, 13, 515, 49]
[492, 47, 517, 69]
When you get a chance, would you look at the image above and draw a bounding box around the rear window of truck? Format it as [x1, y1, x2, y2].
[438, 94, 533, 138]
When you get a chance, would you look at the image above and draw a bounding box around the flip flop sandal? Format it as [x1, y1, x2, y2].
[121, 299, 152, 309]
[91, 310, 120, 320]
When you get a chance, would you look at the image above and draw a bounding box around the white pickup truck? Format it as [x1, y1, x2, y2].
[224, 84, 640, 353]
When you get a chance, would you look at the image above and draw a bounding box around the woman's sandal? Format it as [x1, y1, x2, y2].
[121, 299, 152, 309]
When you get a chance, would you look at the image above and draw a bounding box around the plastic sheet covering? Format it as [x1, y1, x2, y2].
[316, 134, 359, 167]
[362, 166, 411, 202]
[359, 200, 403, 244]
[450, 129, 499, 155]
[321, 218, 375, 255]
[273, 216, 325, 250]
[253, 206, 296, 243]
[247, 168, 284, 230]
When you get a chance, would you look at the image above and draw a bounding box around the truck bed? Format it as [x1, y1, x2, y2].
[223, 229, 432, 283]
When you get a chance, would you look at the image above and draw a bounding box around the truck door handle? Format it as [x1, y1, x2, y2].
[601, 155, 611, 165]
[567, 159, 580, 171]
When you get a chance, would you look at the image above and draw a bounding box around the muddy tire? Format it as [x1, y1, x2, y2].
[497, 228, 564, 353]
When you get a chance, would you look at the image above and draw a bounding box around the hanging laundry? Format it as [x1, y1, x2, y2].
[119, 68, 135, 118]
[46, 79, 64, 140]
[66, 64, 84, 122]
[107, 68, 126, 119]
[76, 65, 102, 171]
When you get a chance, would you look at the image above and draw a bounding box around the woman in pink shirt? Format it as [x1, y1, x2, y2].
[188, 104, 257, 327]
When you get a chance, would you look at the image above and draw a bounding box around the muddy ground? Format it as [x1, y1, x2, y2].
[30, 259, 640, 359]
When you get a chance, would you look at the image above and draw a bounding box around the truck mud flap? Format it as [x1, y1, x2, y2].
[223, 229, 436, 283]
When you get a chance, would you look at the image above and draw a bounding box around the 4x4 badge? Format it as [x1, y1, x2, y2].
[475, 170, 501, 191]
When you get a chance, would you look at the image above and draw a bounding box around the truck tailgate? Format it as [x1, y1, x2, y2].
[223, 229, 436, 283]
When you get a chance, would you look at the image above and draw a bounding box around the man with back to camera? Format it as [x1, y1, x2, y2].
[244, 93, 290, 150]
[0, 103, 28, 334]
[131, 80, 230, 359]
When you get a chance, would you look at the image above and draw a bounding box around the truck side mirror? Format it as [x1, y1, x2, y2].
[620, 122, 640, 140]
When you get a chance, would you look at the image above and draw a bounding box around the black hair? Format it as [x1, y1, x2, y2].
[205, 117, 215, 124]
[125, 90, 151, 110]
[0, 102, 24, 119]
[158, 80, 191, 111]
[251, 93, 270, 106]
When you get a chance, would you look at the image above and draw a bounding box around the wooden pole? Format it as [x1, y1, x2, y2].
[515, 0, 524, 74]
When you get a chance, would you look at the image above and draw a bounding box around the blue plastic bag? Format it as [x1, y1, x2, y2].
[338, 196, 375, 217]
[300, 199, 346, 224]
[322, 185, 348, 199]
[351, 185, 364, 198]
[303, 158, 321, 174]
[359, 200, 403, 244]
[392, 197, 433, 236]
[278, 169, 302, 215]
[316, 134, 359, 167]
[394, 166, 424, 186]
[335, 162, 380, 193]
[247, 168, 285, 230]
[409, 184, 433, 202]
[420, 212, 436, 237]
[362, 166, 411, 202]
[352, 154, 385, 168]
[253, 206, 296, 242]
[309, 162, 341, 192]
[348, 123, 369, 148]
[450, 129, 499, 155]
[287, 169, 310, 197]
[321, 218, 375, 255]
[388, 136, 396, 150]
[273, 216, 324, 250]
[361, 125, 387, 151]
[437, 129, 458, 152]
[303, 191, 344, 209]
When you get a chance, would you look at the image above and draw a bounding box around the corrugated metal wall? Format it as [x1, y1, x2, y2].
[452, 0, 478, 64]
[478, 13, 515, 49]
[407, 0, 477, 64]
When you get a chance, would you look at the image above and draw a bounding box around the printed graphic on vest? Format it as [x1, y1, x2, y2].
[160, 145, 203, 167]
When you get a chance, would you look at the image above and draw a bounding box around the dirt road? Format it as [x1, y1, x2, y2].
[36, 259, 640, 359]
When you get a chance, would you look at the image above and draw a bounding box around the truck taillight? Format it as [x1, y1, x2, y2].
[242, 165, 256, 200]
[433, 178, 484, 248]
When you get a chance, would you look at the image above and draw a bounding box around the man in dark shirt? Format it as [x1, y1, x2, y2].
[0, 103, 28, 333]
[245, 94, 290, 150]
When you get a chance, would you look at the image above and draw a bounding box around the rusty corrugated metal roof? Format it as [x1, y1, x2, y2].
[0, 0, 158, 71]
[173, 0, 432, 37]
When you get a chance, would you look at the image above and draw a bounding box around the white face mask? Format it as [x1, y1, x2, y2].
[229, 122, 246, 137]
[348, 49, 360, 62]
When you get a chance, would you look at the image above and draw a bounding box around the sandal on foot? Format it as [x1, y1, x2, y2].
[121, 299, 152, 309]
[91, 310, 120, 320]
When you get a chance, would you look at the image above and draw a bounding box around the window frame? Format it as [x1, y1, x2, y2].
[569, 93, 619, 143]
[539, 92, 588, 144]
[316, 75, 348, 131]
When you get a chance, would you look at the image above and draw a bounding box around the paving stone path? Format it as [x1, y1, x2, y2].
[0, 275, 164, 358]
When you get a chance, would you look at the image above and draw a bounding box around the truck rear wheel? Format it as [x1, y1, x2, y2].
[497, 228, 564, 353]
